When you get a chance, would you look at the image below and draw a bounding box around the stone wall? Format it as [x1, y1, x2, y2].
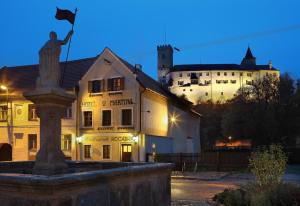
[0, 161, 173, 206]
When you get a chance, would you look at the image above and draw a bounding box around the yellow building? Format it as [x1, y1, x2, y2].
[0, 48, 200, 162]
[157, 46, 280, 104]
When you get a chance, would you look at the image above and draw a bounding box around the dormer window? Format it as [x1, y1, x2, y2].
[107, 77, 124, 91]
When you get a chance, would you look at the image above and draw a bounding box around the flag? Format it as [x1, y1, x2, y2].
[55, 8, 76, 25]
[174, 47, 180, 51]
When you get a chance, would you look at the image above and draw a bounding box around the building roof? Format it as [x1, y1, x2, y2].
[244, 47, 255, 59]
[0, 57, 97, 93]
[171, 63, 278, 72]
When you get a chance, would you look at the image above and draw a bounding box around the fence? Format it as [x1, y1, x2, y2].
[153, 150, 252, 171]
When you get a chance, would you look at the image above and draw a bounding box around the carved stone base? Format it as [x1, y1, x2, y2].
[24, 88, 75, 175]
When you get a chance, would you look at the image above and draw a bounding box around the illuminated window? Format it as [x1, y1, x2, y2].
[88, 80, 105, 93]
[102, 110, 112, 126]
[84, 145, 91, 158]
[102, 145, 111, 159]
[121, 109, 132, 126]
[62, 134, 72, 151]
[28, 104, 38, 121]
[28, 134, 37, 151]
[107, 77, 124, 91]
[0, 106, 8, 121]
[83, 111, 93, 127]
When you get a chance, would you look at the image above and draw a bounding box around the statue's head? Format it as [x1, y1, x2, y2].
[49, 31, 57, 40]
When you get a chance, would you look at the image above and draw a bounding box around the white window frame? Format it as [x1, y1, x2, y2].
[120, 108, 133, 127]
[102, 144, 112, 160]
[101, 109, 113, 127]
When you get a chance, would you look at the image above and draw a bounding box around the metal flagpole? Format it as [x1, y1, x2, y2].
[60, 8, 78, 87]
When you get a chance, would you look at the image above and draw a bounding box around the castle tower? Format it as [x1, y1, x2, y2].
[241, 47, 256, 65]
[157, 45, 173, 84]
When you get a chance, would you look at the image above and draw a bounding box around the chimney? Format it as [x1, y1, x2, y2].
[135, 64, 142, 71]
[268, 60, 272, 69]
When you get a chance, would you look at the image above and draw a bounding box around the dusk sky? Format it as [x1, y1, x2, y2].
[1, 0, 300, 79]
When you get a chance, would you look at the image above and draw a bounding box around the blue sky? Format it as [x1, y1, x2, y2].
[1, 0, 300, 79]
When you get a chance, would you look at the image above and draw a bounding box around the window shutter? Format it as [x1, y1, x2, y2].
[101, 79, 105, 92]
[120, 77, 125, 90]
[107, 79, 112, 91]
[88, 81, 92, 93]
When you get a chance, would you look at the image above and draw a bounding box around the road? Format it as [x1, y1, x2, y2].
[171, 173, 300, 203]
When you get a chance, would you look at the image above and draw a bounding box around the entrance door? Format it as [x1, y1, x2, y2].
[121, 144, 132, 162]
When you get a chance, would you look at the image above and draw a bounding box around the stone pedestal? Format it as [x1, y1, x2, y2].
[24, 88, 75, 175]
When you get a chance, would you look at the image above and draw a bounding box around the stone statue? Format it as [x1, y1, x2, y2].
[37, 30, 73, 88]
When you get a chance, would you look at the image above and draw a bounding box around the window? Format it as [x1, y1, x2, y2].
[84, 145, 91, 159]
[28, 134, 37, 151]
[231, 80, 237, 84]
[205, 80, 211, 85]
[216, 80, 222, 84]
[191, 79, 198, 84]
[88, 79, 105, 93]
[183, 89, 186, 92]
[223, 80, 228, 84]
[83, 111, 93, 127]
[224, 72, 227, 76]
[199, 72, 202, 76]
[62, 134, 72, 151]
[107, 77, 124, 91]
[205, 92, 208, 96]
[232, 72, 235, 76]
[63, 107, 72, 119]
[102, 110, 112, 126]
[0, 106, 8, 121]
[28, 104, 38, 121]
[178, 81, 184, 86]
[217, 72, 220, 76]
[221, 92, 224, 96]
[190, 89, 193, 92]
[247, 73, 252, 77]
[102, 145, 111, 159]
[240, 72, 243, 76]
[206, 72, 209, 76]
[246, 80, 252, 85]
[179, 73, 182, 77]
[121, 109, 132, 126]
[187, 73, 190, 77]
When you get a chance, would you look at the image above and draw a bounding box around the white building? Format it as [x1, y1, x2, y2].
[157, 45, 280, 104]
[0, 48, 201, 162]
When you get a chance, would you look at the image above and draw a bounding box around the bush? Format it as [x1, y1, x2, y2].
[249, 144, 287, 186]
[213, 183, 300, 206]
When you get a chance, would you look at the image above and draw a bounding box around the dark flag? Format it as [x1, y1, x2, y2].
[55, 8, 76, 24]
[174, 47, 180, 51]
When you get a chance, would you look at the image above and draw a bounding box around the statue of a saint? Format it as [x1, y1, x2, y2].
[37, 30, 73, 88]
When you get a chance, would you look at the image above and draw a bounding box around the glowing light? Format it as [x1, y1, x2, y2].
[152, 143, 156, 149]
[0, 85, 7, 90]
[171, 116, 176, 123]
[76, 136, 83, 143]
[132, 136, 138, 143]
[228, 136, 232, 140]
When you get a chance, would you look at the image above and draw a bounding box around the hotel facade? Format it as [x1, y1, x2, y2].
[0, 48, 200, 162]
[157, 45, 280, 104]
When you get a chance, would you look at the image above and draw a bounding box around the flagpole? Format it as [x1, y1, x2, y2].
[60, 8, 78, 87]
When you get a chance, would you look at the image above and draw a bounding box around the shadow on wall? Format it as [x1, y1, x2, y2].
[0, 143, 12, 161]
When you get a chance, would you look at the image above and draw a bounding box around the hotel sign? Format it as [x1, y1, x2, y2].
[102, 98, 134, 106]
[86, 136, 134, 142]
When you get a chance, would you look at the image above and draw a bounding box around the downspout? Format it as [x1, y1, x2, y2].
[139, 87, 146, 162]
[75, 84, 80, 161]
